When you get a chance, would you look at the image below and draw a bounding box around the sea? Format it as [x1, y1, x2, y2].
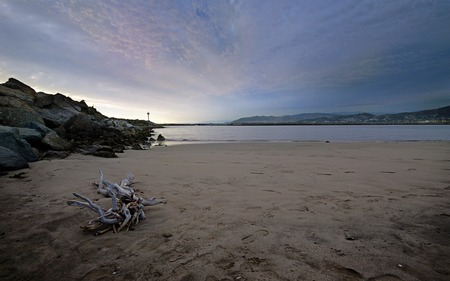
[153, 125, 450, 145]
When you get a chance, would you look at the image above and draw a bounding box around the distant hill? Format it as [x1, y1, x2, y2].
[231, 105, 450, 125]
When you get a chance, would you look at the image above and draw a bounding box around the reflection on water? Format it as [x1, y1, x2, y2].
[153, 125, 450, 144]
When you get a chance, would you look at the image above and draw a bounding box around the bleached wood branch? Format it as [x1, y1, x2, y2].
[68, 170, 167, 235]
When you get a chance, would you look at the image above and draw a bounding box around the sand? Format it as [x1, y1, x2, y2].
[0, 141, 449, 281]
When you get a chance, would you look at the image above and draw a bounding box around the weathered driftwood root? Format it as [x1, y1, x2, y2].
[67, 170, 167, 235]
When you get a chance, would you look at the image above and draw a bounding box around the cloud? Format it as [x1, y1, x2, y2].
[1, 0, 449, 122]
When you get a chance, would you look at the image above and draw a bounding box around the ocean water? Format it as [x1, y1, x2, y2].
[154, 125, 450, 145]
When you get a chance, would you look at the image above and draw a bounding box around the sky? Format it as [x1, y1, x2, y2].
[1, 0, 449, 123]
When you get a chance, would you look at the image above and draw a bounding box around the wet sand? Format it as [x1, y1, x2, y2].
[1, 142, 449, 280]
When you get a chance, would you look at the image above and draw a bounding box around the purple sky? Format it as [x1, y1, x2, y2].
[1, 0, 449, 123]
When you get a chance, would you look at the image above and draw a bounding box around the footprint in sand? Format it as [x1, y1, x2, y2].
[241, 229, 269, 244]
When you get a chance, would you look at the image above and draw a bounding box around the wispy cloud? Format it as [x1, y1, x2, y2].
[1, 0, 449, 122]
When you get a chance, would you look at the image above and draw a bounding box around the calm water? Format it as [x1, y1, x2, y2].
[154, 125, 450, 144]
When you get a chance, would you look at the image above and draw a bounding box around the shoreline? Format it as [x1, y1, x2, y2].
[160, 139, 450, 147]
[1, 142, 449, 280]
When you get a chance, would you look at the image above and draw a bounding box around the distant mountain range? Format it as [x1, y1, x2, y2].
[231, 105, 450, 125]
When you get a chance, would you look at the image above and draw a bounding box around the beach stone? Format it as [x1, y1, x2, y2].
[42, 150, 71, 159]
[157, 134, 165, 142]
[131, 143, 143, 150]
[0, 126, 38, 162]
[42, 131, 72, 151]
[79, 144, 117, 158]
[0, 146, 29, 171]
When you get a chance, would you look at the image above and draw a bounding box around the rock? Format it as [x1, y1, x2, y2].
[35, 107, 77, 128]
[42, 131, 72, 151]
[34, 93, 88, 128]
[79, 145, 117, 158]
[92, 150, 118, 158]
[0, 78, 161, 164]
[0, 146, 29, 171]
[27, 121, 52, 136]
[17, 128, 43, 145]
[42, 150, 71, 159]
[2, 78, 37, 98]
[0, 90, 45, 128]
[63, 113, 101, 138]
[0, 126, 38, 162]
[33, 92, 54, 108]
[131, 143, 143, 150]
[0, 84, 35, 105]
[113, 145, 125, 153]
[0, 106, 45, 128]
[157, 134, 166, 142]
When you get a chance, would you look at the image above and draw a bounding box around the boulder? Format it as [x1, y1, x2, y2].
[27, 121, 53, 136]
[33, 91, 54, 108]
[0, 95, 34, 109]
[0, 106, 45, 128]
[0, 146, 29, 171]
[35, 107, 77, 128]
[0, 126, 38, 162]
[42, 131, 72, 151]
[157, 134, 166, 142]
[0, 88, 45, 128]
[2, 78, 37, 98]
[17, 128, 43, 145]
[0, 84, 35, 105]
[64, 113, 100, 137]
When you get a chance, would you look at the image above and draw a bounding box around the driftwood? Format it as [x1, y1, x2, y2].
[67, 169, 167, 235]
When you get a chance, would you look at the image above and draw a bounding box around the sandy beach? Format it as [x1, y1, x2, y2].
[1, 141, 449, 281]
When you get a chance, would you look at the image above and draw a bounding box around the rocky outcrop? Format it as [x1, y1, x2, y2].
[0, 78, 164, 171]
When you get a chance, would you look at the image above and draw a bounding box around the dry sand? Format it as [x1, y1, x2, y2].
[1, 142, 449, 281]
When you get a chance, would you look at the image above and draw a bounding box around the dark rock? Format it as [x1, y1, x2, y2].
[0, 91, 45, 127]
[2, 78, 37, 98]
[157, 134, 166, 142]
[42, 131, 72, 151]
[0, 126, 38, 162]
[0, 106, 45, 128]
[131, 143, 143, 150]
[33, 92, 54, 108]
[34, 93, 87, 128]
[113, 145, 125, 153]
[42, 150, 71, 159]
[0, 146, 29, 171]
[63, 113, 101, 138]
[27, 121, 52, 136]
[35, 107, 77, 128]
[0, 84, 35, 105]
[92, 150, 118, 158]
[79, 145, 117, 158]
[1, 78, 162, 165]
[17, 128, 43, 145]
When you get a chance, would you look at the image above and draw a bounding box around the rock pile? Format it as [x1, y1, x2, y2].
[0, 78, 163, 171]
